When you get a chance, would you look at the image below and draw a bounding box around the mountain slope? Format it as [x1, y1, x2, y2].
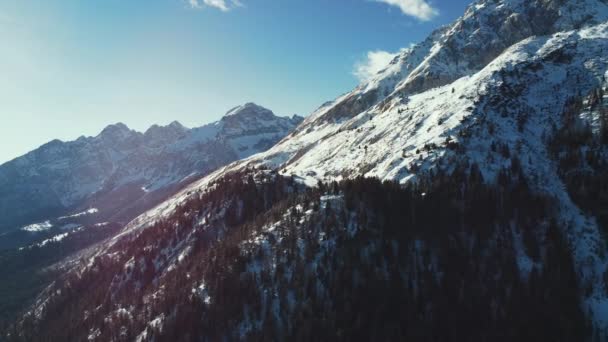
[116, 11, 608, 334]
[0, 103, 302, 237]
[8, 0, 608, 340]
[13, 170, 590, 341]
[304, 0, 608, 126]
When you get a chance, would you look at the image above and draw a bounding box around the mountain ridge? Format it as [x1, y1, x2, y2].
[302, 0, 608, 128]
[6, 0, 608, 340]
[98, 1, 608, 334]
[0, 103, 302, 236]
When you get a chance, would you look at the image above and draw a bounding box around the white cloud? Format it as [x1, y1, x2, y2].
[353, 50, 399, 82]
[188, 0, 243, 11]
[376, 0, 439, 21]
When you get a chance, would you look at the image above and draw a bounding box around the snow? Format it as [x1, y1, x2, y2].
[37, 232, 69, 247]
[193, 282, 211, 304]
[112, 20, 608, 333]
[225, 103, 265, 117]
[61, 1, 608, 335]
[116, 20, 601, 231]
[150, 315, 164, 329]
[510, 223, 541, 279]
[87, 328, 101, 341]
[58, 208, 98, 220]
[1, 101, 299, 233]
[134, 313, 165, 341]
[177, 246, 191, 263]
[21, 220, 52, 232]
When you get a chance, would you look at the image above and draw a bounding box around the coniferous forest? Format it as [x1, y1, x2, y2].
[5, 160, 595, 341]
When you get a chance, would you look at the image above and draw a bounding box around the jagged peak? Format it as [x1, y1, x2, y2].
[97, 122, 136, 140]
[143, 121, 188, 146]
[101, 122, 130, 134]
[144, 121, 188, 135]
[102, 122, 129, 131]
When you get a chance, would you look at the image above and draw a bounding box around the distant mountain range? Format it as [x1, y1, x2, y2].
[0, 103, 302, 238]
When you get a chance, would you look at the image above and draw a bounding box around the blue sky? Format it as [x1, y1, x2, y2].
[0, 0, 472, 164]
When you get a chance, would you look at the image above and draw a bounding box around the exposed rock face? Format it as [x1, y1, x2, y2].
[0, 104, 302, 234]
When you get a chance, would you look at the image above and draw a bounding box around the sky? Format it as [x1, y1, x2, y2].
[0, 0, 472, 164]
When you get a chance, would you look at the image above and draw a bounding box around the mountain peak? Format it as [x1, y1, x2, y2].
[103, 122, 129, 131]
[223, 103, 274, 119]
[168, 120, 187, 130]
[144, 121, 188, 146]
[98, 123, 134, 140]
[145, 121, 187, 134]
[305, 0, 608, 127]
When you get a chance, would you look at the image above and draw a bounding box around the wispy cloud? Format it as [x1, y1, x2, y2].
[375, 0, 438, 21]
[188, 0, 243, 11]
[353, 50, 400, 82]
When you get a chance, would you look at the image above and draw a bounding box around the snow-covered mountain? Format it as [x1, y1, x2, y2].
[7, 0, 608, 340]
[0, 103, 302, 235]
[304, 0, 608, 127]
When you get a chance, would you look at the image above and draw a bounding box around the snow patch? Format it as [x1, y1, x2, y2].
[38, 233, 69, 247]
[21, 221, 53, 232]
[58, 208, 99, 220]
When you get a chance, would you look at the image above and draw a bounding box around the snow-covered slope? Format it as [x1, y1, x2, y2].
[303, 0, 608, 126]
[11, 0, 608, 339]
[0, 103, 302, 234]
[131, 22, 608, 220]
[110, 0, 608, 332]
